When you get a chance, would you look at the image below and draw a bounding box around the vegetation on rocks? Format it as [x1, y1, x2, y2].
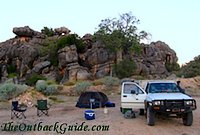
[165, 62, 180, 72]
[25, 74, 47, 86]
[177, 55, 200, 78]
[41, 27, 55, 37]
[113, 59, 136, 79]
[39, 34, 86, 66]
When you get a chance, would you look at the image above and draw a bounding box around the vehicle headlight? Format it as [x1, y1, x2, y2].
[153, 101, 161, 106]
[184, 100, 193, 106]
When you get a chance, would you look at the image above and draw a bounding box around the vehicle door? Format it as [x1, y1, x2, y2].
[121, 82, 146, 109]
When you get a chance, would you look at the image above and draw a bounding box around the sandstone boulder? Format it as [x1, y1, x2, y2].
[13, 26, 34, 37]
[54, 27, 70, 35]
[32, 61, 51, 73]
[132, 41, 178, 78]
[58, 45, 78, 68]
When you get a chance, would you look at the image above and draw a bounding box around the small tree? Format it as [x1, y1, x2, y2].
[41, 27, 55, 37]
[94, 12, 150, 60]
[113, 59, 136, 79]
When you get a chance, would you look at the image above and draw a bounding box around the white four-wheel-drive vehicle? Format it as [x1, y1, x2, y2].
[144, 80, 196, 126]
[120, 80, 197, 126]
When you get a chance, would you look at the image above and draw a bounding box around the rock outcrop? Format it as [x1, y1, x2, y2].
[0, 26, 179, 83]
[54, 27, 70, 36]
[131, 41, 178, 78]
[79, 41, 115, 78]
[58, 45, 92, 83]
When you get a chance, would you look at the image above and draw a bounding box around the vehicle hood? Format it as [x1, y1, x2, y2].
[147, 93, 193, 101]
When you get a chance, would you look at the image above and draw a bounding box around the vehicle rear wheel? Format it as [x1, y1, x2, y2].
[182, 111, 193, 126]
[147, 106, 155, 126]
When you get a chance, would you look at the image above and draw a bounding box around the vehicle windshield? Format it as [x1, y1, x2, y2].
[148, 83, 181, 93]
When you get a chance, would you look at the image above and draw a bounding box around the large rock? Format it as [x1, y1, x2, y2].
[131, 41, 178, 78]
[54, 27, 70, 35]
[32, 61, 51, 73]
[58, 45, 78, 68]
[13, 26, 45, 39]
[82, 33, 93, 50]
[13, 26, 35, 37]
[80, 42, 115, 67]
[60, 62, 92, 84]
[79, 41, 115, 79]
[0, 39, 39, 78]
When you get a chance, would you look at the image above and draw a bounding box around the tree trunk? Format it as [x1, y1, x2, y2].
[116, 49, 123, 63]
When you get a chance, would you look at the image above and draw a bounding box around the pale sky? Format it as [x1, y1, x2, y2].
[1, 0, 200, 65]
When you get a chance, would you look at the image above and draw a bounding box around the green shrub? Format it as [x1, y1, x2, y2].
[113, 59, 136, 79]
[36, 80, 47, 92]
[100, 76, 120, 87]
[8, 73, 18, 78]
[7, 64, 16, 74]
[64, 81, 76, 86]
[177, 56, 200, 78]
[41, 27, 55, 37]
[165, 62, 180, 72]
[39, 38, 59, 66]
[57, 34, 86, 53]
[36, 80, 58, 95]
[75, 81, 92, 95]
[45, 85, 58, 95]
[25, 74, 47, 86]
[92, 79, 104, 86]
[0, 83, 28, 101]
[46, 80, 57, 85]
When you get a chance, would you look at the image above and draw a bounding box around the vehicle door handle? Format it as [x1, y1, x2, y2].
[136, 98, 138, 100]
[123, 95, 127, 97]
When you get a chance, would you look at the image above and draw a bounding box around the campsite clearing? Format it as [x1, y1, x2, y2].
[0, 95, 199, 135]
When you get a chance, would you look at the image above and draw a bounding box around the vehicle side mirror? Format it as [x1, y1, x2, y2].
[131, 90, 138, 95]
[177, 81, 181, 86]
[131, 90, 136, 94]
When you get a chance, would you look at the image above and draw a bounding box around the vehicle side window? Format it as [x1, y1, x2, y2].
[124, 84, 144, 94]
[137, 87, 144, 94]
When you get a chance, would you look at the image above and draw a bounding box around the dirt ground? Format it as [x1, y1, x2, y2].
[0, 94, 199, 135]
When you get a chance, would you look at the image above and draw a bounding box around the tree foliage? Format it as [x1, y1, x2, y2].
[94, 12, 149, 54]
[165, 62, 180, 72]
[39, 34, 86, 66]
[41, 27, 55, 37]
[177, 55, 200, 78]
[57, 34, 86, 53]
[113, 59, 136, 79]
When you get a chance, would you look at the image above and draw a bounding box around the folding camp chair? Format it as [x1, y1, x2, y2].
[11, 101, 27, 119]
[36, 100, 50, 117]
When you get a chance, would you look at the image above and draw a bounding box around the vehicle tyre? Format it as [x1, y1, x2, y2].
[139, 109, 145, 115]
[147, 106, 155, 126]
[182, 111, 193, 126]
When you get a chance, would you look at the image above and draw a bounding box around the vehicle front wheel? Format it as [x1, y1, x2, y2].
[146, 106, 155, 126]
[182, 111, 193, 126]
